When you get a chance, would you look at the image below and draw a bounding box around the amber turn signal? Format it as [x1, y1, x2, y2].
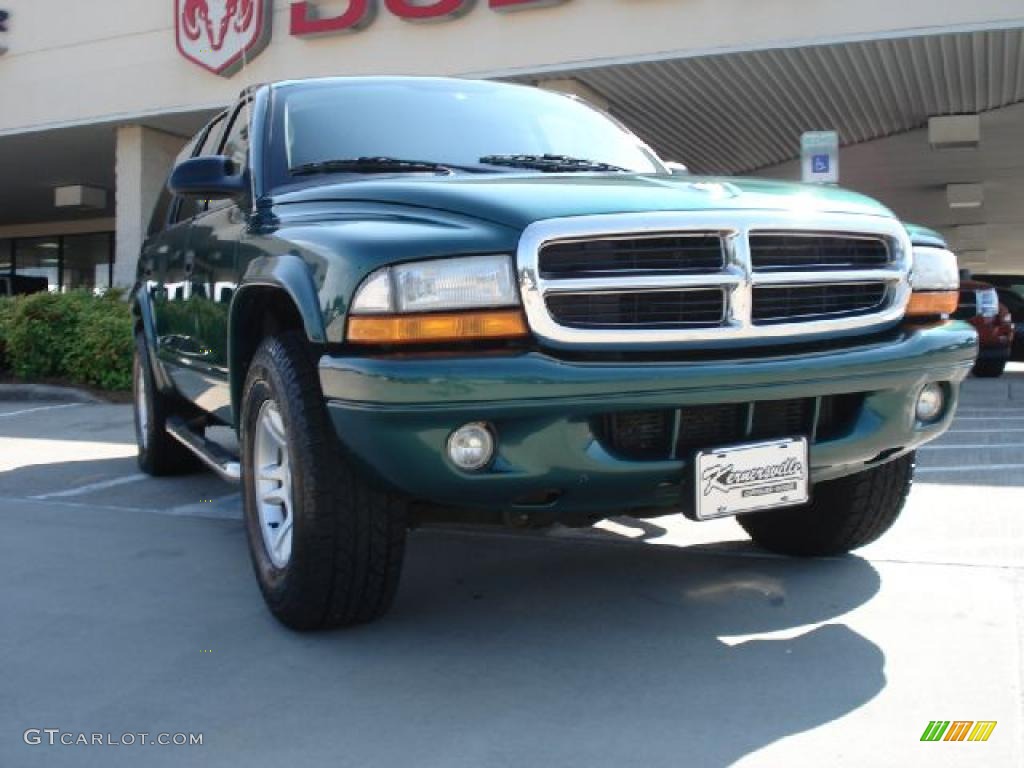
[905, 291, 959, 317]
[348, 309, 529, 345]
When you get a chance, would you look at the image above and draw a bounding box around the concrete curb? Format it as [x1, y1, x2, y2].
[0, 383, 106, 404]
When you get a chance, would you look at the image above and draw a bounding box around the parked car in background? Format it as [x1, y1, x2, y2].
[955, 279, 1015, 377]
[0, 275, 49, 297]
[973, 275, 1024, 362]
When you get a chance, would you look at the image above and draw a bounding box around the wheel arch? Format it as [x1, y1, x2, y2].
[229, 253, 327, 428]
[130, 285, 175, 393]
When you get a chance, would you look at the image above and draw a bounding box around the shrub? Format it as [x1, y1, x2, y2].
[0, 297, 15, 371]
[6, 291, 87, 379]
[64, 296, 134, 391]
[0, 290, 134, 391]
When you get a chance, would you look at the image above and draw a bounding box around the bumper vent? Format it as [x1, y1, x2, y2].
[597, 395, 865, 462]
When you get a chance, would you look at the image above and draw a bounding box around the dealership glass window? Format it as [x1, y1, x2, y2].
[62, 233, 114, 292]
[7, 232, 114, 294]
[0, 239, 11, 275]
[14, 237, 61, 292]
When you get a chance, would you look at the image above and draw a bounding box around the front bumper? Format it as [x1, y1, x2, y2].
[320, 322, 977, 516]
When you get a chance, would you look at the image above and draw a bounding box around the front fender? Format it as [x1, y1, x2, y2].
[234, 252, 327, 344]
[228, 252, 327, 423]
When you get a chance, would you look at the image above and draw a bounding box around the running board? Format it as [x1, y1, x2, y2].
[166, 417, 241, 483]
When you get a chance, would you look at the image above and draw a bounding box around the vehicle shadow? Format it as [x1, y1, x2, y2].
[325, 530, 885, 768]
[3, 484, 885, 768]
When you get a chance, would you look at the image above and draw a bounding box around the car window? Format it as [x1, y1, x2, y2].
[172, 113, 227, 225]
[197, 112, 228, 156]
[204, 102, 252, 215]
[149, 135, 201, 237]
[221, 103, 251, 171]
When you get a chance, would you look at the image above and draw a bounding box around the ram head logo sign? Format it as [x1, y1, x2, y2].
[175, 0, 272, 77]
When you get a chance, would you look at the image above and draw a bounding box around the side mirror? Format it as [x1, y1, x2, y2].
[664, 161, 689, 176]
[169, 156, 247, 200]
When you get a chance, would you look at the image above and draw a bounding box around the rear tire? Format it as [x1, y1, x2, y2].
[240, 332, 407, 631]
[133, 335, 200, 476]
[972, 358, 1007, 378]
[737, 453, 914, 556]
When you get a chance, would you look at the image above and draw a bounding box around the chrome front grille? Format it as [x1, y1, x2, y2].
[518, 212, 912, 348]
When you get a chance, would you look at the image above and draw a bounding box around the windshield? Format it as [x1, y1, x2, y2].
[272, 78, 665, 183]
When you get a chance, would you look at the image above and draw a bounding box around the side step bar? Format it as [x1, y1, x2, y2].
[166, 416, 241, 483]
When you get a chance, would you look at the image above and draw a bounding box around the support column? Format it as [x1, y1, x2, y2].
[113, 125, 185, 288]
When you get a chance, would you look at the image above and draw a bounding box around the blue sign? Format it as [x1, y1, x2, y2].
[0, 10, 8, 32]
[801, 131, 839, 184]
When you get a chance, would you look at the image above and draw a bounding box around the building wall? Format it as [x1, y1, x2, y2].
[1, 0, 1023, 134]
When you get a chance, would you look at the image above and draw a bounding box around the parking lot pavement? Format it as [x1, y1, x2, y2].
[1, 372, 1022, 768]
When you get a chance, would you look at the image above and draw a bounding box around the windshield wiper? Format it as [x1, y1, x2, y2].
[478, 154, 629, 173]
[290, 157, 457, 177]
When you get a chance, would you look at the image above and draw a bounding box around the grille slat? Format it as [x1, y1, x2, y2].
[752, 283, 888, 324]
[539, 234, 725, 278]
[546, 289, 725, 329]
[750, 234, 891, 271]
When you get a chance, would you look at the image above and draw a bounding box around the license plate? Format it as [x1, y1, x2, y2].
[695, 437, 809, 520]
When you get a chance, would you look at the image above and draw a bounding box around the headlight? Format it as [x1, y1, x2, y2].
[351, 254, 519, 314]
[348, 255, 528, 345]
[907, 246, 959, 317]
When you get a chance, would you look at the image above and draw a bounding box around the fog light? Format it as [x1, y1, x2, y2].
[447, 423, 495, 471]
[916, 383, 945, 423]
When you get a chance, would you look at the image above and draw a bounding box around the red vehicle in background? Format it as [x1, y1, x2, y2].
[955, 279, 1016, 377]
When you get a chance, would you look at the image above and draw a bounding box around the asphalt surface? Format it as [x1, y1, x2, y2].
[1, 368, 1023, 767]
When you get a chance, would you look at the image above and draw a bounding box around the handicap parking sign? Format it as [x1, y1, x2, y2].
[801, 132, 839, 184]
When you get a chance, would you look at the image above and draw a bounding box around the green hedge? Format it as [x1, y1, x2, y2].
[0, 290, 134, 391]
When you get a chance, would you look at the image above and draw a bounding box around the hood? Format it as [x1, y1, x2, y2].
[272, 173, 897, 230]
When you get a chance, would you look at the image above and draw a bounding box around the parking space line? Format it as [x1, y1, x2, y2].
[954, 410, 1023, 414]
[0, 403, 81, 420]
[31, 473, 148, 500]
[942, 430, 1024, 436]
[950, 417, 1024, 423]
[921, 443, 1024, 450]
[916, 464, 1024, 473]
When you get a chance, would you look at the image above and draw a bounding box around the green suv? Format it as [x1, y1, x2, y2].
[132, 77, 977, 629]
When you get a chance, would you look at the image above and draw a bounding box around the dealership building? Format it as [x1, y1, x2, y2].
[1, 0, 1023, 292]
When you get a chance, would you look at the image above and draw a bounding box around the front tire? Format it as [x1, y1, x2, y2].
[240, 332, 407, 630]
[737, 453, 914, 556]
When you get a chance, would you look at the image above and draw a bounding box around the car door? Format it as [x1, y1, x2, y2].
[182, 101, 251, 422]
[151, 112, 229, 403]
